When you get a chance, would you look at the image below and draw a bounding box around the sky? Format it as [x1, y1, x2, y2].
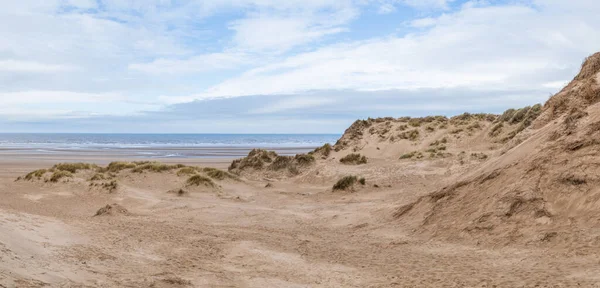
[0, 0, 599, 133]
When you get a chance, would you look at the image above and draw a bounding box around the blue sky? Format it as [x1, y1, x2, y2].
[1, 0, 599, 133]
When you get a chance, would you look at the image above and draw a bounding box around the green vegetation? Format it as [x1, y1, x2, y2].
[106, 161, 137, 172]
[131, 163, 185, 173]
[52, 162, 97, 173]
[49, 171, 73, 183]
[102, 180, 118, 192]
[90, 173, 106, 181]
[24, 169, 47, 181]
[203, 168, 230, 180]
[333, 176, 358, 191]
[398, 129, 420, 141]
[340, 153, 368, 165]
[429, 137, 448, 146]
[177, 167, 199, 176]
[310, 143, 332, 157]
[186, 175, 215, 187]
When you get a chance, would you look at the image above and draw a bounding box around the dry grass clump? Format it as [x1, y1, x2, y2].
[310, 143, 332, 158]
[23, 169, 48, 181]
[340, 153, 368, 165]
[575, 52, 600, 81]
[106, 162, 137, 172]
[229, 149, 277, 171]
[90, 173, 106, 181]
[49, 171, 73, 183]
[489, 122, 504, 137]
[400, 151, 426, 160]
[429, 137, 448, 146]
[398, 129, 420, 141]
[229, 149, 314, 175]
[177, 167, 199, 176]
[52, 162, 97, 173]
[470, 152, 489, 160]
[131, 162, 185, 173]
[94, 203, 129, 217]
[203, 167, 237, 180]
[333, 176, 358, 191]
[489, 104, 542, 141]
[294, 153, 315, 165]
[186, 175, 215, 187]
[102, 180, 118, 192]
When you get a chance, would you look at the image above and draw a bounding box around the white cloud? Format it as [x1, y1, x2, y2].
[0, 91, 124, 104]
[185, 2, 600, 101]
[249, 97, 337, 114]
[129, 52, 250, 74]
[64, 0, 98, 10]
[0, 60, 78, 73]
[229, 16, 347, 53]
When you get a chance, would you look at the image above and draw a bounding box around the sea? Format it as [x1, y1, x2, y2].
[0, 133, 340, 159]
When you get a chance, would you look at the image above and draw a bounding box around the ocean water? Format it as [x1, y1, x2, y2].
[0, 133, 340, 158]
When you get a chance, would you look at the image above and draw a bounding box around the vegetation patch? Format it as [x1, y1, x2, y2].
[23, 169, 48, 181]
[186, 175, 216, 187]
[340, 153, 368, 165]
[49, 171, 73, 183]
[106, 162, 137, 172]
[90, 173, 107, 181]
[333, 176, 358, 191]
[177, 167, 199, 176]
[203, 167, 237, 180]
[310, 143, 332, 158]
[400, 151, 423, 160]
[398, 129, 420, 141]
[132, 163, 185, 173]
[52, 163, 97, 173]
[229, 149, 314, 175]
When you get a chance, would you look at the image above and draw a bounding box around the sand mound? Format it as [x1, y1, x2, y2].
[393, 52, 600, 247]
[94, 204, 130, 217]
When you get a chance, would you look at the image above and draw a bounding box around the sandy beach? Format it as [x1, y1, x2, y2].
[2, 153, 591, 288]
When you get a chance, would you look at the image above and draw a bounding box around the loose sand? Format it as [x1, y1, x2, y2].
[2, 53, 600, 287]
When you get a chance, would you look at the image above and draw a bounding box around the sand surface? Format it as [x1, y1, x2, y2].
[0, 154, 597, 288]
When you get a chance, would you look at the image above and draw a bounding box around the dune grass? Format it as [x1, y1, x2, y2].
[333, 176, 358, 191]
[340, 153, 368, 165]
[186, 175, 215, 187]
[49, 171, 73, 183]
[24, 169, 48, 181]
[106, 162, 137, 172]
[52, 163, 97, 173]
[131, 163, 185, 173]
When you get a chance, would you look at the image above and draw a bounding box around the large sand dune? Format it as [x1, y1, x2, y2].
[2, 53, 600, 287]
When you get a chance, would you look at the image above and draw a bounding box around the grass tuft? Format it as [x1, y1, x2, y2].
[186, 175, 216, 187]
[333, 176, 358, 191]
[340, 153, 368, 165]
[49, 171, 73, 183]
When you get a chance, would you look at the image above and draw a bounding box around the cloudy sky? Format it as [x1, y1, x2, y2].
[0, 0, 599, 133]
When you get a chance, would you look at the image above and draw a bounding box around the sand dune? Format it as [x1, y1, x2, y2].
[2, 53, 600, 287]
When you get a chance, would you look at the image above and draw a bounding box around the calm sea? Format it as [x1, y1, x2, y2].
[0, 133, 340, 158]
